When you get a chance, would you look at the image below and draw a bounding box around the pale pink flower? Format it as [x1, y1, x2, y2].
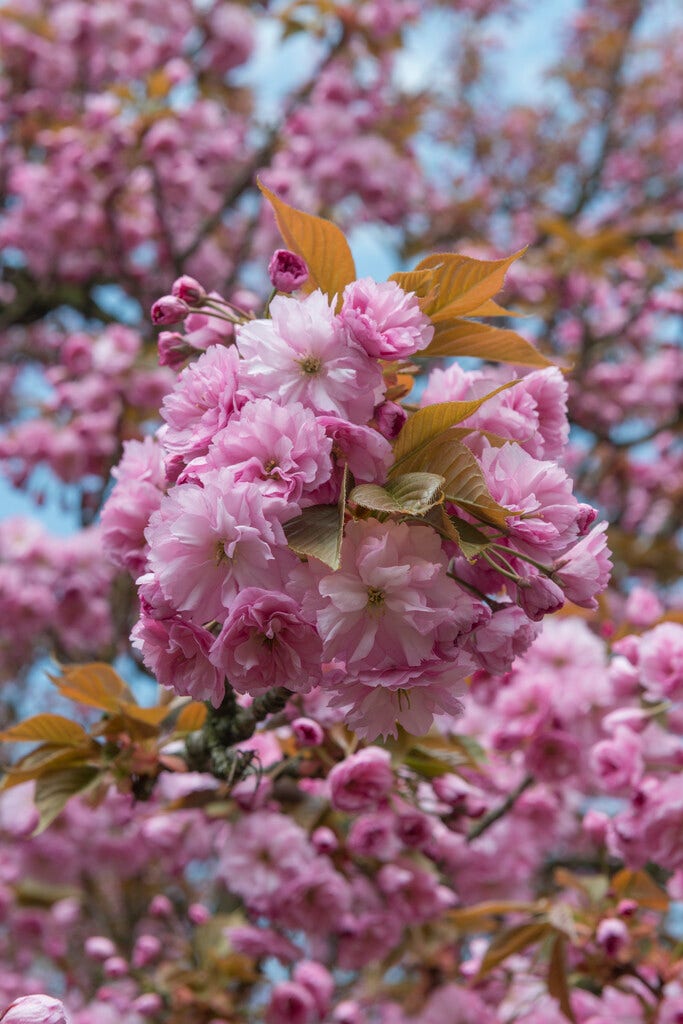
[347, 811, 401, 860]
[146, 474, 288, 622]
[591, 726, 644, 793]
[293, 962, 334, 1020]
[160, 343, 242, 461]
[204, 398, 332, 516]
[328, 747, 394, 811]
[218, 812, 315, 913]
[237, 290, 383, 423]
[209, 588, 323, 694]
[100, 439, 166, 576]
[313, 519, 464, 671]
[479, 443, 581, 557]
[327, 669, 468, 741]
[0, 997, 71, 1024]
[340, 277, 434, 359]
[553, 522, 612, 609]
[467, 604, 541, 675]
[638, 622, 683, 701]
[131, 613, 225, 706]
[317, 415, 393, 483]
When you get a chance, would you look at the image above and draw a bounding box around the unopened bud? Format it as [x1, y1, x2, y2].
[268, 249, 309, 292]
[0, 996, 71, 1024]
[151, 295, 189, 325]
[171, 275, 206, 305]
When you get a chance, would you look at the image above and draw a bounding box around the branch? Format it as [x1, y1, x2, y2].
[467, 774, 535, 842]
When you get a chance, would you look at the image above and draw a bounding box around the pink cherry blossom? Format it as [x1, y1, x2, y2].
[237, 290, 383, 423]
[209, 588, 323, 694]
[340, 277, 433, 359]
[131, 613, 225, 706]
[328, 747, 394, 812]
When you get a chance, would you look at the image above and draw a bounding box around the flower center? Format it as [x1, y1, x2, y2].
[367, 586, 385, 608]
[263, 457, 281, 479]
[214, 540, 229, 566]
[299, 355, 322, 375]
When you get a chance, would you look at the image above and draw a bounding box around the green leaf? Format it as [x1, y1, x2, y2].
[258, 179, 356, 301]
[0, 714, 90, 747]
[439, 510, 493, 560]
[391, 383, 516, 471]
[284, 467, 348, 569]
[349, 472, 445, 516]
[32, 765, 101, 835]
[398, 433, 511, 530]
[424, 319, 558, 368]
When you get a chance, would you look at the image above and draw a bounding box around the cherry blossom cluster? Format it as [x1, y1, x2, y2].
[100, 261, 611, 741]
[2, 601, 682, 1023]
[0, 518, 114, 685]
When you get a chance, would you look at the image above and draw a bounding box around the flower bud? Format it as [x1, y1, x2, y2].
[266, 981, 316, 1024]
[0, 996, 71, 1024]
[374, 400, 407, 440]
[171, 275, 206, 305]
[268, 250, 309, 292]
[311, 826, 338, 854]
[292, 717, 324, 747]
[131, 994, 163, 1016]
[85, 936, 116, 961]
[151, 295, 189, 325]
[103, 956, 128, 979]
[132, 933, 162, 968]
[596, 917, 629, 957]
[157, 331, 191, 369]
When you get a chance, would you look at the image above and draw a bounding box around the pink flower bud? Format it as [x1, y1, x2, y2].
[266, 981, 316, 1024]
[188, 903, 210, 925]
[151, 295, 189, 325]
[617, 898, 638, 917]
[149, 894, 173, 917]
[268, 250, 309, 292]
[171, 275, 206, 305]
[374, 400, 407, 440]
[311, 826, 338, 854]
[292, 717, 324, 747]
[596, 917, 629, 956]
[0, 996, 71, 1024]
[85, 936, 117, 961]
[157, 331, 190, 369]
[132, 934, 162, 968]
[131, 994, 163, 1016]
[103, 956, 128, 978]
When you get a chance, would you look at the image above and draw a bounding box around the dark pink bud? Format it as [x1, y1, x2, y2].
[157, 331, 191, 369]
[374, 400, 408, 440]
[311, 826, 338, 854]
[268, 249, 309, 292]
[103, 956, 128, 979]
[0, 996, 71, 1024]
[596, 917, 629, 957]
[171, 275, 206, 305]
[292, 717, 324, 747]
[131, 994, 163, 1016]
[151, 295, 189, 325]
[576, 502, 598, 535]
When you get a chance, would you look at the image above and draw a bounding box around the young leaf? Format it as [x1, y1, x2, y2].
[424, 319, 557, 368]
[284, 504, 344, 569]
[258, 180, 356, 300]
[32, 765, 101, 835]
[49, 662, 134, 712]
[391, 383, 515, 470]
[1, 745, 95, 790]
[387, 268, 434, 298]
[548, 935, 577, 1022]
[0, 713, 91, 747]
[415, 249, 526, 319]
[476, 921, 551, 979]
[397, 433, 511, 530]
[440, 510, 493, 560]
[349, 472, 445, 516]
[611, 868, 669, 912]
[450, 901, 537, 931]
[173, 701, 208, 734]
